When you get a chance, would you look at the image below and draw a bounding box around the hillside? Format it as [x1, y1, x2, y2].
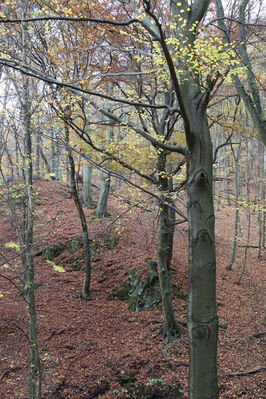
[0, 180, 265, 398]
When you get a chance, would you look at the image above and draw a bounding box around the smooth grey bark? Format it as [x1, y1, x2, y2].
[82, 156, 93, 206]
[65, 122, 91, 300]
[19, 1, 42, 397]
[184, 93, 218, 399]
[215, 0, 266, 146]
[131, 1, 219, 396]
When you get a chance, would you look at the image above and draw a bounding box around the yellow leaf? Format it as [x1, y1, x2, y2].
[5, 242, 20, 251]
[46, 260, 66, 273]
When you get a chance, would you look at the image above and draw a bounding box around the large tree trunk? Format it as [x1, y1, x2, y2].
[184, 91, 218, 399]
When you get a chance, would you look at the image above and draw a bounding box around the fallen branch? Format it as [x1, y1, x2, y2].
[0, 366, 22, 381]
[45, 329, 66, 342]
[228, 366, 266, 376]
[237, 244, 260, 249]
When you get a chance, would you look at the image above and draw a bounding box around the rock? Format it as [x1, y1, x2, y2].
[117, 261, 162, 311]
[42, 243, 66, 260]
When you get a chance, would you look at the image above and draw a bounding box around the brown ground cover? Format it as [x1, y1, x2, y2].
[0, 180, 265, 398]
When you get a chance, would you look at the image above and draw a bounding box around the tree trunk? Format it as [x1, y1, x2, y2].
[227, 138, 242, 270]
[51, 131, 60, 180]
[96, 130, 113, 217]
[156, 151, 180, 341]
[65, 123, 91, 300]
[19, 1, 42, 397]
[96, 171, 110, 217]
[35, 129, 41, 179]
[82, 156, 93, 206]
[184, 91, 218, 399]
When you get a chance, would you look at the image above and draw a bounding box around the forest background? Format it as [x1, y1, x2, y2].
[0, 0, 265, 398]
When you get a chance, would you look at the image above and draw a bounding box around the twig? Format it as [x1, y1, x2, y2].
[228, 366, 266, 376]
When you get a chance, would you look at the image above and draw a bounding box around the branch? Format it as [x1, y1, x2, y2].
[228, 366, 266, 377]
[213, 133, 232, 163]
[65, 143, 188, 221]
[90, 100, 186, 154]
[0, 16, 139, 25]
[53, 108, 158, 185]
[142, 0, 191, 137]
[0, 58, 171, 110]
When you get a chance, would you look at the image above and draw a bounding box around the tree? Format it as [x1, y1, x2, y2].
[64, 115, 91, 300]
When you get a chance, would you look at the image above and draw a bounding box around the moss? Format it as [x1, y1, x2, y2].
[117, 261, 162, 311]
[97, 272, 107, 283]
[42, 243, 66, 261]
[117, 280, 131, 301]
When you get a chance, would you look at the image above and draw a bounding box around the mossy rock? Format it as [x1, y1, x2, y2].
[117, 280, 131, 301]
[117, 261, 161, 311]
[42, 243, 66, 261]
[68, 235, 83, 254]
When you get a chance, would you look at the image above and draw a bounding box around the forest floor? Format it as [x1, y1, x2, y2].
[0, 180, 265, 399]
